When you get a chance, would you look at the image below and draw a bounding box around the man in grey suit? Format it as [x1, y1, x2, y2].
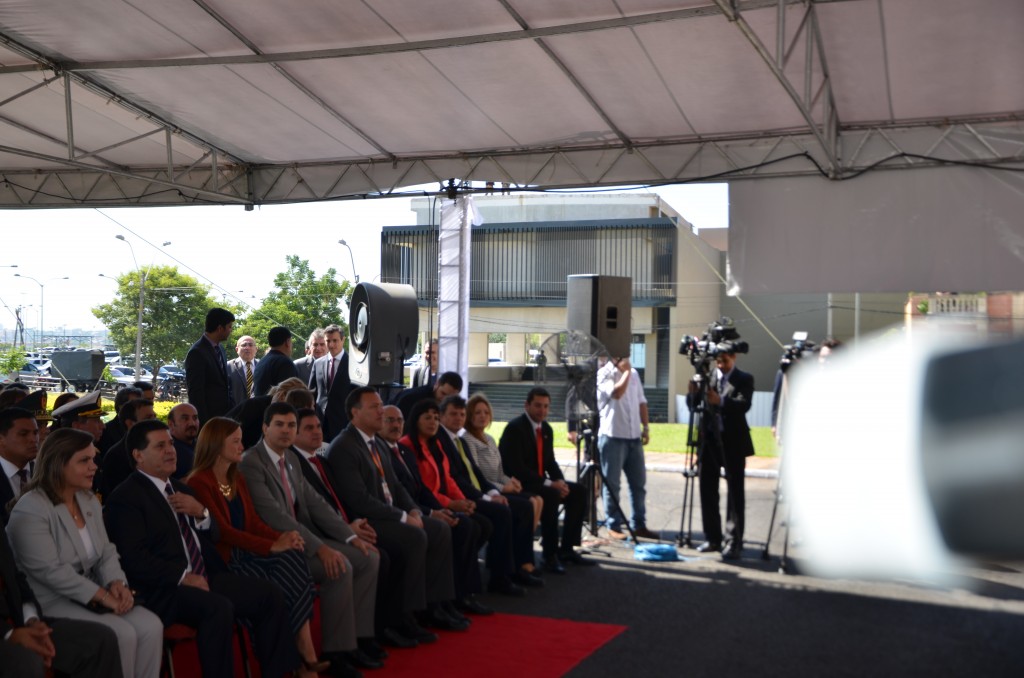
[239, 402, 382, 676]
[294, 329, 327, 386]
[227, 335, 259, 404]
[309, 324, 353, 441]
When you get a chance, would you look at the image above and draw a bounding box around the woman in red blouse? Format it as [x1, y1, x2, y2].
[187, 417, 328, 677]
[399, 400, 476, 514]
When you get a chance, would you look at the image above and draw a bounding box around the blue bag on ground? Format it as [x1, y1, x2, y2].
[634, 543, 679, 561]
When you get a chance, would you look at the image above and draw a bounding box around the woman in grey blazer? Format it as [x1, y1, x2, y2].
[6, 428, 163, 678]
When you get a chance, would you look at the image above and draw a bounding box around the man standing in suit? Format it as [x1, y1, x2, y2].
[1, 529, 122, 678]
[185, 307, 235, 424]
[254, 327, 299, 396]
[499, 387, 591, 574]
[228, 335, 259, 404]
[689, 347, 755, 560]
[310, 324, 353, 441]
[239, 402, 381, 675]
[410, 340, 438, 388]
[104, 419, 297, 678]
[0, 407, 38, 525]
[324, 388, 469, 634]
[294, 329, 328, 386]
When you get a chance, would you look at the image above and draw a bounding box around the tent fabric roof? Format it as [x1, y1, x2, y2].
[0, 0, 1021, 207]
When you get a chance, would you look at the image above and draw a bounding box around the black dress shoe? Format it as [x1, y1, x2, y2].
[346, 649, 383, 670]
[420, 606, 470, 632]
[722, 544, 742, 560]
[377, 627, 418, 649]
[358, 638, 388, 661]
[696, 541, 722, 553]
[488, 576, 527, 597]
[325, 654, 363, 678]
[455, 596, 494, 616]
[559, 550, 596, 566]
[634, 526, 660, 540]
[512, 571, 545, 588]
[399, 620, 439, 644]
[542, 555, 566, 575]
[441, 600, 472, 625]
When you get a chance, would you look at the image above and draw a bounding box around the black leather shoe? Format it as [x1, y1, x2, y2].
[441, 601, 472, 625]
[420, 607, 470, 632]
[358, 638, 388, 661]
[346, 649, 383, 670]
[325, 654, 363, 678]
[560, 550, 596, 566]
[455, 596, 494, 616]
[722, 544, 742, 560]
[400, 620, 439, 644]
[377, 627, 417, 649]
[512, 570, 545, 588]
[696, 541, 722, 553]
[542, 555, 566, 575]
[488, 576, 527, 597]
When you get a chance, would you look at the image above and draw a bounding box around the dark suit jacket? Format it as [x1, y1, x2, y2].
[253, 349, 298, 397]
[97, 437, 131, 498]
[294, 355, 315, 386]
[226, 394, 272, 450]
[294, 451, 346, 517]
[97, 416, 125, 455]
[185, 335, 234, 424]
[103, 472, 227, 623]
[0, 528, 39, 636]
[379, 438, 443, 514]
[227, 357, 259, 404]
[709, 367, 755, 458]
[393, 384, 434, 419]
[0, 474, 15, 525]
[437, 430, 498, 501]
[323, 425, 418, 522]
[309, 352, 352, 441]
[498, 413, 564, 494]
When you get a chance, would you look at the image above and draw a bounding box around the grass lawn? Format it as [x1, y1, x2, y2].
[486, 421, 778, 457]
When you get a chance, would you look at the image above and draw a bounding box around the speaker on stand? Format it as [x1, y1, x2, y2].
[348, 282, 419, 393]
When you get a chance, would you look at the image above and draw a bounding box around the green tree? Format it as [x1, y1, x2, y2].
[234, 256, 351, 359]
[92, 266, 220, 371]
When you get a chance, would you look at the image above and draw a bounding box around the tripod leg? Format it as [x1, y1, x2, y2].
[761, 476, 782, 561]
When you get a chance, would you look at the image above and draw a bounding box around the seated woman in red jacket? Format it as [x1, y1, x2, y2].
[186, 417, 327, 678]
[399, 400, 477, 514]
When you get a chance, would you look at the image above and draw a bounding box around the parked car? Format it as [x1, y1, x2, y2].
[112, 365, 154, 381]
[107, 367, 137, 389]
[19, 363, 50, 379]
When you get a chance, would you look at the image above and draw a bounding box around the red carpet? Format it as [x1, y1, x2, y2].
[170, 611, 625, 677]
[376, 613, 627, 677]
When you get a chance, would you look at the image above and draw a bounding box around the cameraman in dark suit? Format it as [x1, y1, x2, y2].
[688, 346, 755, 560]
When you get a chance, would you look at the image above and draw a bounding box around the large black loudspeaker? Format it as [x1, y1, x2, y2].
[348, 282, 419, 386]
[566, 274, 632, 357]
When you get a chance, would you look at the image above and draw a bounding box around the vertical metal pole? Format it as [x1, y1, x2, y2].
[854, 292, 861, 345]
[135, 271, 145, 375]
[39, 285, 44, 349]
[826, 292, 833, 338]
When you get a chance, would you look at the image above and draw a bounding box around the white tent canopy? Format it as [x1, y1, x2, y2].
[0, 0, 1021, 208]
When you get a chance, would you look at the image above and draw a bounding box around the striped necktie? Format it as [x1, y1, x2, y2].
[245, 362, 253, 397]
[165, 483, 206, 578]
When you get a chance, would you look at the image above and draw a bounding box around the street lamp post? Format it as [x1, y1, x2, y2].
[115, 236, 171, 376]
[13, 274, 69, 348]
[338, 240, 360, 283]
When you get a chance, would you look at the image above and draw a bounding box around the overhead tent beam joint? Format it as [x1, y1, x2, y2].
[712, 0, 840, 177]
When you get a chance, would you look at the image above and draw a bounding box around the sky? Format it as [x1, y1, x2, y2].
[0, 183, 728, 341]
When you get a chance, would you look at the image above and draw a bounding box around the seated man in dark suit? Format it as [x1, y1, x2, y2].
[499, 387, 591, 574]
[377, 405, 488, 616]
[96, 386, 142, 456]
[393, 371, 462, 420]
[1, 526, 122, 678]
[104, 420, 298, 678]
[323, 389, 471, 632]
[436, 395, 531, 596]
[96, 398, 155, 497]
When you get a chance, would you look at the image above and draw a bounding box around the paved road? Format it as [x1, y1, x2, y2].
[480, 456, 1024, 677]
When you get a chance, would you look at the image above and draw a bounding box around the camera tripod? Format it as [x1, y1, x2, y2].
[574, 417, 637, 549]
[677, 387, 708, 548]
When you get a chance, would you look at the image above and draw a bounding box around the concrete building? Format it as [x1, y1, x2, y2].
[380, 193, 907, 423]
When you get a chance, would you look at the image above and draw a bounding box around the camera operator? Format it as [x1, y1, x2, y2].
[687, 345, 754, 559]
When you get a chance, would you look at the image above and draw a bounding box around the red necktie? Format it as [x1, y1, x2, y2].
[310, 456, 348, 520]
[536, 426, 545, 476]
[328, 357, 336, 387]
